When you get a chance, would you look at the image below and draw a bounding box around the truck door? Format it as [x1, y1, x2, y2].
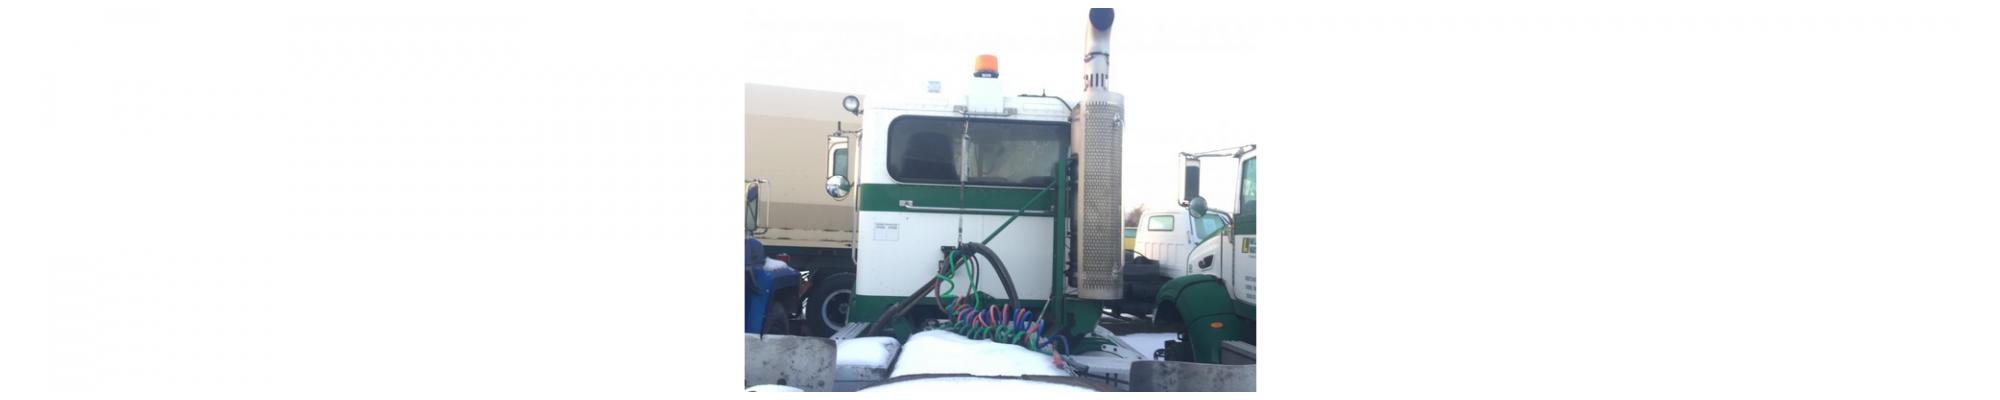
[1229, 157, 1256, 306]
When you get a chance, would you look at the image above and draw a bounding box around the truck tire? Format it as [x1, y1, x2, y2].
[804, 272, 855, 337]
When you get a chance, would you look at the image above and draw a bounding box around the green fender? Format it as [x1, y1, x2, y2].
[1153, 274, 1251, 363]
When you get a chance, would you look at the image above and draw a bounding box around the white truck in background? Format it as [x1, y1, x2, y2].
[1130, 207, 1230, 279]
[1109, 207, 1226, 317]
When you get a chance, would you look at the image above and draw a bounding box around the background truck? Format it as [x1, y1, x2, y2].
[745, 83, 864, 336]
[1130, 207, 1229, 278]
[1110, 206, 1228, 317]
[1153, 145, 1258, 365]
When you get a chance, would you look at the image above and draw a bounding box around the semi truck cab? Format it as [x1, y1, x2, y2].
[821, 59, 1078, 336]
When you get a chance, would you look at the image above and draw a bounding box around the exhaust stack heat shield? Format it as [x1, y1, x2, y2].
[1073, 8, 1123, 301]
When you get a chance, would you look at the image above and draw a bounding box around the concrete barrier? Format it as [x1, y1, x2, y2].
[1128, 360, 1255, 392]
[744, 334, 837, 391]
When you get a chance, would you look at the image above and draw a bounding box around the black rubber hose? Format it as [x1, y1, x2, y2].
[861, 242, 1021, 337]
[862, 270, 941, 337]
[958, 242, 1020, 311]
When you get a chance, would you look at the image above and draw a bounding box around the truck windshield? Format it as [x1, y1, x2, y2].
[887, 116, 1068, 187]
[1196, 213, 1227, 240]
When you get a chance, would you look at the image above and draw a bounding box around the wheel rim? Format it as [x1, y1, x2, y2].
[821, 289, 852, 331]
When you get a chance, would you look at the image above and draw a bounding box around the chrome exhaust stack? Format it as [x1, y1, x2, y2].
[1072, 8, 1124, 301]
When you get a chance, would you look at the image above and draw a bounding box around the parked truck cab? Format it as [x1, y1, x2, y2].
[1154, 148, 1257, 365]
[822, 63, 1078, 338]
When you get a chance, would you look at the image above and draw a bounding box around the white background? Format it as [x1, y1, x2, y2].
[4, 0, 1998, 398]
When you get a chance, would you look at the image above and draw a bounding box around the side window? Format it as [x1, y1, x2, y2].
[1146, 215, 1175, 231]
[828, 145, 849, 179]
[1237, 157, 1256, 234]
[886, 118, 962, 184]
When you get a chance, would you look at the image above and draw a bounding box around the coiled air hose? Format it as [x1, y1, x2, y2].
[861, 242, 1018, 337]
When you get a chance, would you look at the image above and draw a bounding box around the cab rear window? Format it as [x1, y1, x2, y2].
[886, 116, 1068, 187]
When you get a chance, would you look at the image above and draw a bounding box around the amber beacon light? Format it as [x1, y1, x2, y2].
[974, 54, 999, 78]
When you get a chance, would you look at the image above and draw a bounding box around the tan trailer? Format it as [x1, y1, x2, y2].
[745, 83, 863, 336]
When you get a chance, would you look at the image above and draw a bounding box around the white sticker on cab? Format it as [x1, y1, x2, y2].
[874, 223, 899, 242]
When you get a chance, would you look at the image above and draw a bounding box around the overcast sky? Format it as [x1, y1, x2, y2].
[743, 4, 1264, 213]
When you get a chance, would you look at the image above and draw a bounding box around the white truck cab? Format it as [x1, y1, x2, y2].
[1131, 208, 1229, 279]
[1184, 154, 1255, 309]
[822, 56, 1079, 332]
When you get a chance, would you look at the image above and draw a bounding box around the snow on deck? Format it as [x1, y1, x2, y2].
[835, 336, 899, 368]
[889, 330, 1070, 378]
[860, 376, 1097, 392]
[745, 384, 803, 392]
